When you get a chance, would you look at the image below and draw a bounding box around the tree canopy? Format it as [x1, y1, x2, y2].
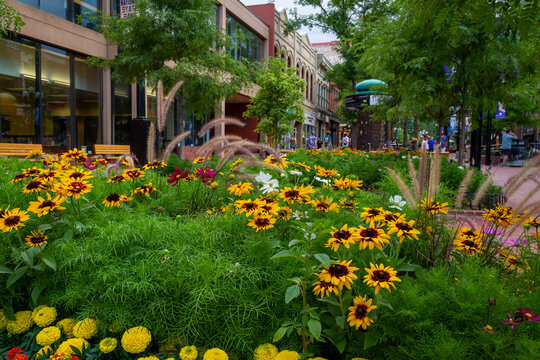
[0, 0, 24, 35]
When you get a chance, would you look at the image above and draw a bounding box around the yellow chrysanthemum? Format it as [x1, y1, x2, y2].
[121, 326, 152, 354]
[275, 350, 301, 360]
[99, 337, 118, 354]
[309, 357, 329, 360]
[55, 338, 89, 359]
[36, 326, 61, 346]
[203, 348, 229, 360]
[6, 310, 34, 335]
[72, 318, 99, 339]
[363, 263, 401, 294]
[57, 318, 75, 338]
[347, 295, 376, 330]
[35, 346, 53, 359]
[179, 345, 198, 360]
[32, 306, 57, 327]
[253, 343, 278, 360]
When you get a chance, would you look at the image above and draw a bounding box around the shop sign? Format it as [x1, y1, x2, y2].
[120, 0, 135, 18]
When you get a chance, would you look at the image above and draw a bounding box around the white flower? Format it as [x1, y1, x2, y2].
[255, 171, 273, 184]
[292, 211, 303, 220]
[314, 176, 331, 185]
[402, 155, 407, 159]
[389, 195, 406, 211]
[289, 170, 302, 176]
[260, 179, 279, 194]
[458, 166, 464, 170]
[412, 155, 419, 159]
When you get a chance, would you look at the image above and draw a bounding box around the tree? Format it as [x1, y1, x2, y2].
[87, 0, 251, 156]
[359, 0, 539, 164]
[1, 0, 24, 35]
[243, 56, 305, 149]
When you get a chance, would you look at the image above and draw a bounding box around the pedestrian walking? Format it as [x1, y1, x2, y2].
[307, 132, 317, 150]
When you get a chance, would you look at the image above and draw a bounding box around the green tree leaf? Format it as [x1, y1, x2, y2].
[273, 327, 287, 342]
[307, 318, 322, 340]
[314, 253, 331, 267]
[285, 284, 301, 304]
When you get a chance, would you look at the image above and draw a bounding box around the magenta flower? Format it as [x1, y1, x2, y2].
[195, 168, 216, 184]
[502, 314, 522, 330]
[83, 161, 97, 170]
[517, 308, 539, 322]
[167, 168, 189, 186]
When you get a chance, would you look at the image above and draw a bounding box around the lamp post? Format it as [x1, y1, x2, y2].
[130, 81, 151, 165]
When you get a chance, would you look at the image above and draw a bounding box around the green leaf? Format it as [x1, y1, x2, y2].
[307, 318, 322, 340]
[314, 253, 331, 267]
[363, 329, 379, 349]
[271, 250, 296, 259]
[2, 303, 15, 321]
[63, 229, 73, 241]
[285, 284, 301, 304]
[38, 223, 52, 231]
[317, 297, 340, 306]
[288, 239, 302, 247]
[335, 337, 347, 353]
[0, 265, 13, 274]
[378, 298, 394, 311]
[7, 266, 29, 288]
[30, 285, 43, 307]
[397, 263, 421, 272]
[273, 327, 287, 342]
[42, 257, 57, 271]
[335, 315, 345, 329]
[20, 251, 34, 266]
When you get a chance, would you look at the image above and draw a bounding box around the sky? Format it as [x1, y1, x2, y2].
[240, 0, 338, 43]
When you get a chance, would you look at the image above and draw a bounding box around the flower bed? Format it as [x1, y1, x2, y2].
[0, 148, 538, 359]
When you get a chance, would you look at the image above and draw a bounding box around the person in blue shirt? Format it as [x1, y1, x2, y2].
[441, 133, 448, 152]
[501, 129, 516, 166]
[307, 132, 317, 150]
[428, 136, 435, 152]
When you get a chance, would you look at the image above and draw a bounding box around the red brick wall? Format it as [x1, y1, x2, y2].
[225, 103, 260, 143]
[247, 3, 275, 57]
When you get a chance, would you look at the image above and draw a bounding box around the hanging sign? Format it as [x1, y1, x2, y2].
[495, 101, 506, 119]
[120, 0, 135, 18]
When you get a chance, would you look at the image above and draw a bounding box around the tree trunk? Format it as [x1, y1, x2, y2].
[437, 110, 443, 142]
[457, 108, 467, 165]
[413, 115, 418, 139]
[403, 117, 408, 145]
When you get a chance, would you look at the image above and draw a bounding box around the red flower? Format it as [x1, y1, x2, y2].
[83, 161, 97, 170]
[7, 348, 23, 360]
[14, 355, 28, 360]
[167, 168, 189, 186]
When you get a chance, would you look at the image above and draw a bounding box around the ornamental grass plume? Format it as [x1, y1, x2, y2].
[72, 318, 98, 339]
[6, 311, 33, 335]
[121, 326, 152, 354]
[253, 343, 278, 360]
[36, 326, 61, 346]
[203, 348, 229, 360]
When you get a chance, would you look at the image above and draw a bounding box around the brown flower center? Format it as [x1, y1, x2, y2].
[29, 235, 45, 244]
[354, 304, 368, 319]
[107, 193, 121, 202]
[463, 240, 477, 248]
[255, 218, 270, 227]
[396, 222, 411, 231]
[361, 228, 378, 238]
[385, 214, 398, 222]
[368, 209, 381, 216]
[316, 202, 330, 210]
[4, 216, 21, 226]
[371, 270, 390, 282]
[244, 202, 256, 210]
[39, 200, 55, 208]
[463, 230, 475, 237]
[26, 180, 41, 189]
[335, 230, 351, 240]
[69, 182, 85, 193]
[285, 190, 299, 198]
[328, 264, 349, 277]
[69, 172, 83, 178]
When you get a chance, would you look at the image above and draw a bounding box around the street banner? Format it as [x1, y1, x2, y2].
[120, 0, 135, 18]
[495, 101, 506, 119]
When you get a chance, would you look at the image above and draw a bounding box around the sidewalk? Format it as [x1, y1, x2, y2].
[482, 164, 539, 209]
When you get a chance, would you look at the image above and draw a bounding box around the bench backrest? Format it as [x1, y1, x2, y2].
[93, 144, 131, 156]
[0, 143, 43, 157]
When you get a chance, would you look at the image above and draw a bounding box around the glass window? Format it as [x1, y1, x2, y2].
[41, 0, 68, 20]
[75, 56, 100, 150]
[17, 0, 39, 7]
[41, 45, 71, 152]
[226, 13, 263, 62]
[74, 0, 100, 30]
[0, 37, 37, 144]
[112, 80, 131, 144]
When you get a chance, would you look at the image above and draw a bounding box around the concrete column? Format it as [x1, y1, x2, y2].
[102, 68, 112, 144]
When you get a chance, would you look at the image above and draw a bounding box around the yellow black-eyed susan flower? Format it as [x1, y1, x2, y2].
[317, 260, 359, 290]
[234, 199, 263, 215]
[381, 210, 404, 225]
[25, 230, 48, 247]
[123, 168, 145, 180]
[387, 220, 421, 242]
[247, 212, 276, 232]
[0, 208, 30, 232]
[339, 198, 358, 212]
[263, 156, 289, 169]
[279, 186, 313, 204]
[359, 207, 385, 225]
[55, 180, 93, 199]
[363, 263, 401, 294]
[310, 196, 339, 212]
[22, 167, 42, 177]
[355, 226, 390, 250]
[522, 216, 540, 229]
[143, 160, 166, 170]
[107, 174, 126, 183]
[132, 183, 156, 197]
[326, 225, 356, 252]
[36, 169, 59, 184]
[276, 206, 292, 220]
[419, 198, 449, 215]
[28, 193, 66, 217]
[102, 193, 130, 208]
[312, 277, 339, 298]
[61, 148, 87, 161]
[10, 173, 28, 184]
[347, 295, 376, 330]
[22, 180, 49, 194]
[314, 165, 338, 178]
[61, 169, 93, 181]
[228, 182, 253, 196]
[333, 177, 362, 190]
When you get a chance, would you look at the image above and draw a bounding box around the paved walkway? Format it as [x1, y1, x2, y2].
[482, 164, 539, 209]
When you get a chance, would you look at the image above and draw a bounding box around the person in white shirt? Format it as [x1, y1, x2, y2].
[420, 135, 429, 151]
[341, 134, 350, 148]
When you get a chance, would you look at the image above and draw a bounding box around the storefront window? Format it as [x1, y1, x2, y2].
[41, 45, 71, 152]
[226, 14, 263, 62]
[17, 1, 101, 31]
[75, 56, 100, 149]
[0, 37, 37, 144]
[112, 80, 131, 144]
[41, 0, 68, 19]
[74, 0, 100, 30]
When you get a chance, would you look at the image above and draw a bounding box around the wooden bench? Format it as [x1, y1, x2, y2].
[0, 143, 43, 157]
[93, 144, 131, 159]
